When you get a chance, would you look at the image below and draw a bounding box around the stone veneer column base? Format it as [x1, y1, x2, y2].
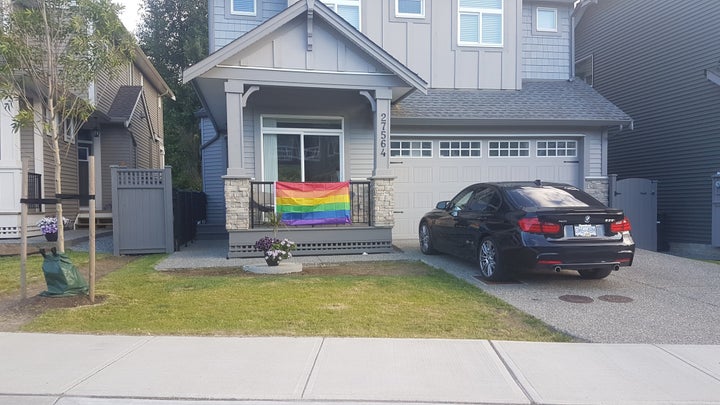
[224, 175, 252, 231]
[585, 177, 609, 206]
[370, 176, 395, 227]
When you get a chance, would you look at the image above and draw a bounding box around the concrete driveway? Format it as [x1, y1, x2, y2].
[395, 240, 720, 344]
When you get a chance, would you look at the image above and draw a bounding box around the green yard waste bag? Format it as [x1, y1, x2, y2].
[39, 248, 88, 297]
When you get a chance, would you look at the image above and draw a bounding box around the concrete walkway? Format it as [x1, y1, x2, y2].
[2, 332, 720, 405]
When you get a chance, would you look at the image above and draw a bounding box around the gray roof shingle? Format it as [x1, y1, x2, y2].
[107, 86, 143, 123]
[391, 80, 632, 127]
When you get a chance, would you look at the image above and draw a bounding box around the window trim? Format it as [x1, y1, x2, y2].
[536, 140, 578, 158]
[396, 0, 425, 19]
[439, 140, 482, 158]
[487, 140, 530, 158]
[390, 139, 433, 158]
[575, 54, 594, 86]
[457, 0, 504, 48]
[230, 0, 256, 16]
[322, 0, 362, 30]
[535, 7, 558, 33]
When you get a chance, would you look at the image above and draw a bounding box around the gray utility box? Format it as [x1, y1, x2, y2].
[713, 172, 720, 247]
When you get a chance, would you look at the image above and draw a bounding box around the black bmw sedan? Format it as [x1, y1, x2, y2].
[418, 181, 635, 281]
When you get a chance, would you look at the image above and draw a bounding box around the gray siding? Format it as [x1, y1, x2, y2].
[200, 118, 227, 226]
[211, 0, 287, 51]
[210, 0, 523, 90]
[575, 0, 720, 245]
[521, 2, 571, 80]
[100, 127, 137, 209]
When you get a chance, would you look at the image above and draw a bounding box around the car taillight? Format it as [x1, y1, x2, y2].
[610, 217, 632, 233]
[518, 217, 561, 234]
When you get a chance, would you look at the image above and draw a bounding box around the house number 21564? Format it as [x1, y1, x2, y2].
[379, 112, 388, 157]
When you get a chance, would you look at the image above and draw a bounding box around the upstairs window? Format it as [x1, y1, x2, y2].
[231, 0, 256, 15]
[536, 7, 557, 32]
[322, 0, 361, 30]
[396, 0, 424, 18]
[458, 0, 503, 47]
[575, 55, 594, 86]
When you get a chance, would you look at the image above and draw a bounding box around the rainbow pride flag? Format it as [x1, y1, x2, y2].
[276, 182, 351, 226]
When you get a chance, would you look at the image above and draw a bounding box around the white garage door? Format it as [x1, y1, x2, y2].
[391, 138, 582, 240]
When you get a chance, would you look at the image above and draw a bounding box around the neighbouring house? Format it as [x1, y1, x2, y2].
[575, 0, 720, 258]
[0, 44, 175, 239]
[184, 0, 631, 257]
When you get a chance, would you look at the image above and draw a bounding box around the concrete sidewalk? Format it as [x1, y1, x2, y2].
[1, 333, 720, 405]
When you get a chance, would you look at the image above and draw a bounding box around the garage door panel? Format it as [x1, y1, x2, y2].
[412, 167, 433, 183]
[393, 166, 410, 183]
[511, 166, 530, 181]
[461, 166, 483, 182]
[392, 138, 582, 239]
[439, 166, 459, 182]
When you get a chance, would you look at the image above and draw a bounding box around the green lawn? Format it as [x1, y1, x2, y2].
[18, 255, 570, 341]
[0, 250, 96, 295]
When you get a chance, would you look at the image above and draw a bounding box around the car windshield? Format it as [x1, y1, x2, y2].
[505, 186, 604, 208]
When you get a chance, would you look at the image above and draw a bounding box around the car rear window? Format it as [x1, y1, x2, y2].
[505, 186, 604, 208]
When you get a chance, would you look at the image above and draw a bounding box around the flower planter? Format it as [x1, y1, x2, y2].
[44, 232, 58, 242]
[265, 257, 280, 267]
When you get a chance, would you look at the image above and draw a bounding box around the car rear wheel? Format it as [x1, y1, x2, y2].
[419, 223, 437, 255]
[478, 238, 506, 281]
[578, 268, 613, 279]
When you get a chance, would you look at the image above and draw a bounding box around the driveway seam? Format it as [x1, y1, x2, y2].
[301, 336, 326, 399]
[489, 340, 537, 405]
[655, 344, 720, 383]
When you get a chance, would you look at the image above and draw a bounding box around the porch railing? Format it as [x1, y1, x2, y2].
[27, 172, 42, 213]
[250, 181, 372, 228]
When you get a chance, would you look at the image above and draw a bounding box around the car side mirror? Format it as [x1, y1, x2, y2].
[436, 201, 450, 210]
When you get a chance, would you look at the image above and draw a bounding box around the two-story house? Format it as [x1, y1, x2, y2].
[0, 47, 174, 239]
[183, 0, 631, 257]
[575, 0, 720, 259]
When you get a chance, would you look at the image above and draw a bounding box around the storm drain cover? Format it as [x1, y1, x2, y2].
[559, 294, 594, 304]
[598, 295, 634, 303]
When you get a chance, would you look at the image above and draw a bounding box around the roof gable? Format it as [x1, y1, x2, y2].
[183, 0, 426, 93]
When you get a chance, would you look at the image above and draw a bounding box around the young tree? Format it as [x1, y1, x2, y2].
[0, 0, 134, 252]
[137, 0, 207, 190]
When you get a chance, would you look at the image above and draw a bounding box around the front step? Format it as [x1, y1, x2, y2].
[75, 211, 113, 229]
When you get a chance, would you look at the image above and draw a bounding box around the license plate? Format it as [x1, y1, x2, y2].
[574, 224, 597, 237]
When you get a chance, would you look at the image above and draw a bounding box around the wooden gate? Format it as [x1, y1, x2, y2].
[111, 166, 174, 255]
[610, 177, 658, 251]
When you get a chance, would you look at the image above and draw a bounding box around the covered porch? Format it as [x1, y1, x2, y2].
[183, 1, 427, 258]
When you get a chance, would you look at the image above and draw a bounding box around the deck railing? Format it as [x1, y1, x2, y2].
[250, 181, 372, 228]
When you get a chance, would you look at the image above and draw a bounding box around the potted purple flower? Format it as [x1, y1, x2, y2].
[36, 216, 70, 241]
[254, 236, 297, 266]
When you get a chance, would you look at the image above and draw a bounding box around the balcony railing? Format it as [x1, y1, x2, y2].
[250, 181, 371, 228]
[27, 173, 42, 213]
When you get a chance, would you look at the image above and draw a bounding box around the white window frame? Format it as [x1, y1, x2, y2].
[322, 0, 361, 30]
[439, 140, 482, 158]
[488, 140, 529, 157]
[575, 54, 594, 86]
[396, 0, 425, 19]
[458, 0, 504, 47]
[536, 7, 557, 33]
[536, 140, 577, 157]
[390, 140, 433, 158]
[231, 0, 256, 16]
[260, 115, 345, 182]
